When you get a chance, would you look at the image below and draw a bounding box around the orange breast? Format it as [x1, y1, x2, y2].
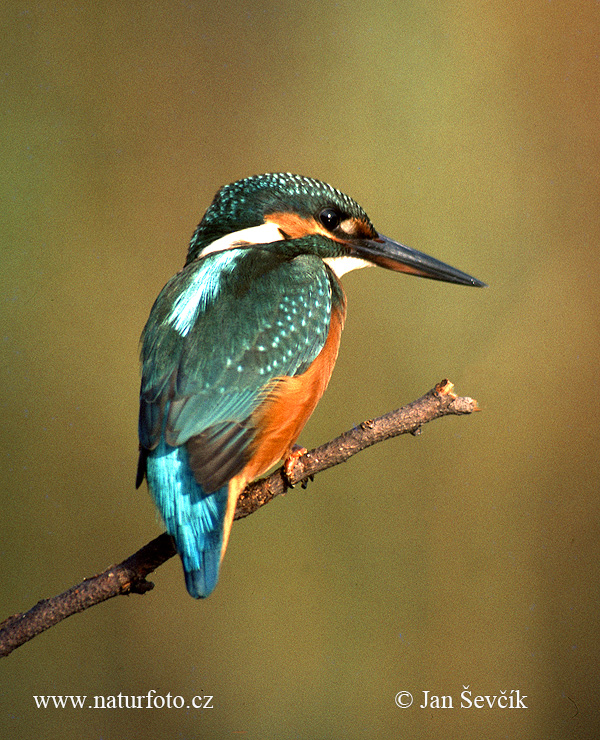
[239, 301, 345, 485]
[219, 298, 346, 563]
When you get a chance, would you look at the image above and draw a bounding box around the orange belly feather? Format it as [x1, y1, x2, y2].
[219, 301, 346, 560]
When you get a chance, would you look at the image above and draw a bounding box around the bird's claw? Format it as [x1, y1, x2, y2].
[283, 445, 308, 487]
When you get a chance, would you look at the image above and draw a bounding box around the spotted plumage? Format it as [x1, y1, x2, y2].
[137, 173, 484, 598]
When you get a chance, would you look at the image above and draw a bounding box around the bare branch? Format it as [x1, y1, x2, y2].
[0, 379, 478, 657]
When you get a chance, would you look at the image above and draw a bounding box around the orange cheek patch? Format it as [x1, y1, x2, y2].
[265, 212, 322, 239]
[265, 212, 354, 244]
[265, 212, 377, 247]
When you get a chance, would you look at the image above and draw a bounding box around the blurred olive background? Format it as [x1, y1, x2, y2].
[1, 1, 599, 738]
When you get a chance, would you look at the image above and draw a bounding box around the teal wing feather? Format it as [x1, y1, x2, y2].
[138, 246, 335, 491]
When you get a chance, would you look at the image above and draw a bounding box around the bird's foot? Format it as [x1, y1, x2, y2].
[283, 445, 308, 487]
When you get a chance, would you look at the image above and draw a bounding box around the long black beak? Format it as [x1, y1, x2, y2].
[353, 234, 486, 287]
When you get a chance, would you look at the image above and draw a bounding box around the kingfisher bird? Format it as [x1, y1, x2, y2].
[137, 172, 485, 599]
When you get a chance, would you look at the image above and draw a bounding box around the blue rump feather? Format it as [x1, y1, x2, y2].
[146, 437, 229, 598]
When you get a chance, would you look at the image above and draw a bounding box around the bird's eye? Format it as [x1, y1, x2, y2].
[318, 207, 341, 231]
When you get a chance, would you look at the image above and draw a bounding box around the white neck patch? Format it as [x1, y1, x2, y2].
[199, 222, 284, 257]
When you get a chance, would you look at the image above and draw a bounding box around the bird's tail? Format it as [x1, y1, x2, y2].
[145, 439, 230, 598]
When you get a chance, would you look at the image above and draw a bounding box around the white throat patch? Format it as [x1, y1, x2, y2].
[323, 255, 374, 278]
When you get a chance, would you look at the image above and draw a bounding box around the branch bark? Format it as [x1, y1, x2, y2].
[0, 379, 478, 658]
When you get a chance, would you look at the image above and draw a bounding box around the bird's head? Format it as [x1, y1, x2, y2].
[186, 173, 486, 287]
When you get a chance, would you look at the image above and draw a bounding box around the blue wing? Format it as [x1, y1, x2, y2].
[138, 245, 336, 596]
